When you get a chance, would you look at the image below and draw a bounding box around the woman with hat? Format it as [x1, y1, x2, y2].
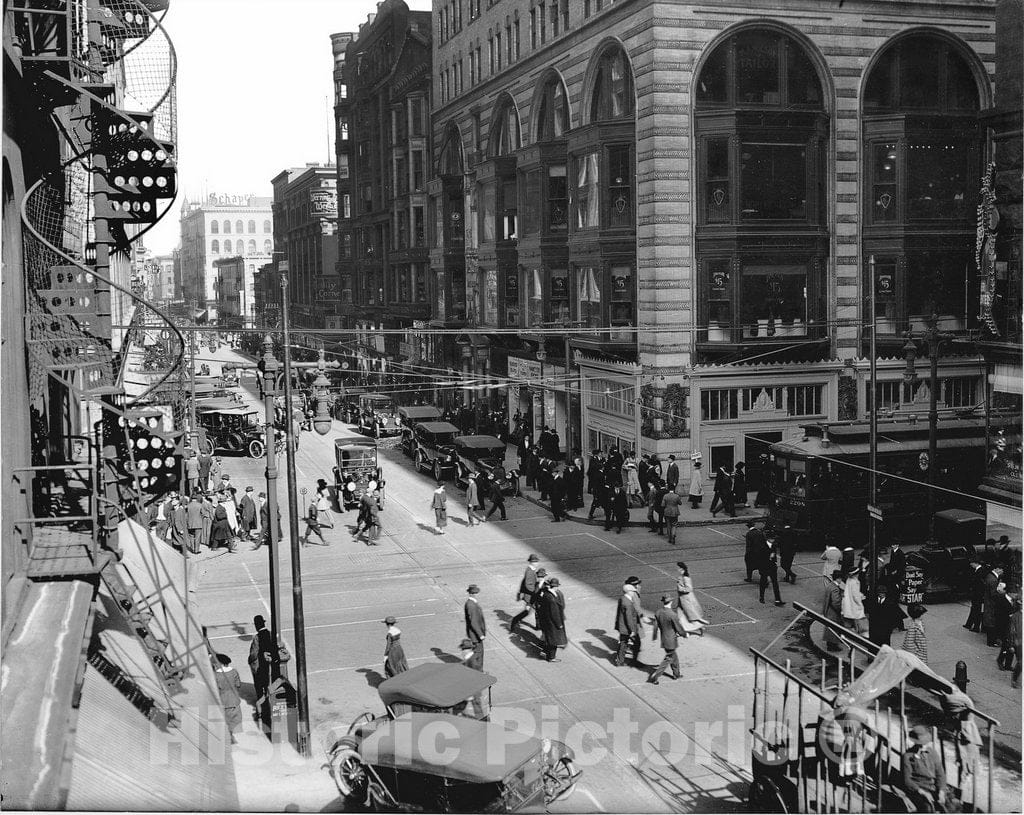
[675, 562, 709, 636]
[383, 616, 408, 677]
[902, 603, 929, 663]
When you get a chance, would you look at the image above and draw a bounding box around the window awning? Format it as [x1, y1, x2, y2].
[64, 519, 238, 810]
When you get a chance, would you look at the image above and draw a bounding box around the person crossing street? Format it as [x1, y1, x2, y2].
[647, 595, 687, 685]
[511, 555, 542, 633]
[614, 578, 645, 667]
[464, 585, 487, 670]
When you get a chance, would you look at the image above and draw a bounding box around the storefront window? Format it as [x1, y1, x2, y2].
[906, 250, 973, 330]
[740, 142, 807, 220]
[706, 258, 732, 341]
[479, 181, 495, 243]
[551, 268, 569, 322]
[523, 170, 542, 234]
[574, 152, 599, 229]
[576, 266, 600, 327]
[870, 142, 898, 223]
[906, 139, 972, 220]
[705, 138, 730, 222]
[548, 166, 567, 231]
[609, 265, 633, 341]
[501, 177, 517, 239]
[527, 267, 544, 326]
[739, 261, 807, 339]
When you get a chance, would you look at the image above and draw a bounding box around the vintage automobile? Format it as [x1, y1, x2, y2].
[194, 404, 267, 458]
[406, 421, 461, 480]
[327, 664, 579, 811]
[396, 405, 443, 436]
[356, 393, 403, 438]
[333, 432, 385, 511]
[905, 508, 985, 601]
[453, 435, 519, 496]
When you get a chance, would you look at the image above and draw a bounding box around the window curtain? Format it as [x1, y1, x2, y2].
[576, 154, 599, 229]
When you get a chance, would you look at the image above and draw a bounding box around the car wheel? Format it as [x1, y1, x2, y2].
[224, 432, 244, 453]
[247, 438, 266, 459]
[201, 438, 215, 455]
[544, 757, 579, 804]
[329, 742, 368, 800]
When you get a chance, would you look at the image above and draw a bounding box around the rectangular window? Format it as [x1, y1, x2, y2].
[609, 265, 633, 341]
[574, 152, 599, 229]
[740, 141, 807, 220]
[607, 144, 632, 227]
[470, 51, 476, 85]
[412, 151, 424, 191]
[706, 258, 732, 342]
[501, 177, 517, 239]
[548, 165, 568, 232]
[561, 0, 569, 31]
[506, 22, 512, 63]
[576, 265, 600, 327]
[341, 193, 351, 219]
[523, 169, 542, 234]
[787, 385, 823, 416]
[584, 0, 591, 16]
[514, 18, 520, 59]
[701, 389, 738, 421]
[741, 386, 783, 412]
[588, 378, 636, 417]
[484, 268, 498, 324]
[868, 257, 898, 334]
[549, 268, 569, 322]
[539, 2, 546, 42]
[526, 267, 543, 326]
[489, 36, 495, 74]
[550, 1, 559, 37]
[871, 142, 898, 223]
[496, 32, 502, 70]
[479, 181, 495, 242]
[740, 260, 807, 338]
[395, 156, 408, 195]
[705, 137, 730, 223]
[943, 376, 977, 408]
[413, 206, 425, 247]
[907, 139, 973, 221]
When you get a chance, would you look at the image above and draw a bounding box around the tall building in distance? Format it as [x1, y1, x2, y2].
[178, 193, 273, 317]
[333, 0, 433, 365]
[270, 163, 339, 336]
[426, 0, 999, 480]
[214, 255, 261, 333]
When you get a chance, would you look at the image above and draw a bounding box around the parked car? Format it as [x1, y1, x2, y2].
[453, 435, 518, 495]
[405, 421, 461, 480]
[356, 393, 402, 438]
[195, 405, 267, 458]
[326, 664, 579, 811]
[396, 404, 443, 434]
[333, 434, 384, 511]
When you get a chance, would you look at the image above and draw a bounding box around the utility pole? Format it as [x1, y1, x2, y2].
[868, 256, 878, 599]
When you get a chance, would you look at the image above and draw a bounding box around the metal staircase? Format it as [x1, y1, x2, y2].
[13, 0, 187, 699]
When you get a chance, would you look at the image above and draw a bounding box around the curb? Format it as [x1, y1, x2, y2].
[520, 492, 765, 528]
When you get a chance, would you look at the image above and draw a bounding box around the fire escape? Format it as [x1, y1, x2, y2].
[11, 0, 188, 702]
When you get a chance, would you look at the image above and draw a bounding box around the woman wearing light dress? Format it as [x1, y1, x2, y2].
[624, 452, 642, 501]
[315, 481, 334, 529]
[676, 561, 710, 636]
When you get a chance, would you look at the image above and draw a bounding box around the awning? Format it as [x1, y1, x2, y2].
[65, 519, 237, 810]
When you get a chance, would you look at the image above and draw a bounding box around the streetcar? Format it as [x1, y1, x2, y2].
[765, 414, 1012, 549]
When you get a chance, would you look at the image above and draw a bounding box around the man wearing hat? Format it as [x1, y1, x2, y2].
[383, 616, 408, 677]
[964, 557, 987, 632]
[511, 555, 542, 634]
[902, 724, 946, 812]
[464, 585, 487, 670]
[238, 485, 257, 541]
[665, 454, 679, 492]
[615, 577, 645, 667]
[536, 577, 567, 661]
[248, 614, 279, 722]
[648, 594, 688, 685]
[842, 565, 868, 634]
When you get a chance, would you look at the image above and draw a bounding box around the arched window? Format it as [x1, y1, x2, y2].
[223, 220, 231, 233]
[487, 96, 520, 157]
[263, 239, 272, 253]
[861, 34, 983, 339]
[210, 220, 219, 234]
[236, 220, 244, 233]
[248, 240, 257, 253]
[211, 239, 220, 253]
[224, 239, 232, 253]
[589, 45, 634, 122]
[694, 28, 828, 348]
[248, 219, 256, 233]
[263, 220, 271, 233]
[536, 73, 569, 141]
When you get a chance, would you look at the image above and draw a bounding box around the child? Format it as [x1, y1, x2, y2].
[213, 653, 242, 741]
[902, 603, 928, 663]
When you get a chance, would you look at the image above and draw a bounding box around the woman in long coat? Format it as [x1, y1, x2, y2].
[536, 578, 567, 661]
[732, 461, 749, 508]
[209, 496, 232, 551]
[688, 461, 704, 509]
[676, 562, 709, 635]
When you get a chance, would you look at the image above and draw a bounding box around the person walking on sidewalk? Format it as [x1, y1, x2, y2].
[302, 494, 328, 546]
[648, 595, 687, 685]
[465, 474, 484, 526]
[662, 488, 683, 544]
[605, 484, 628, 533]
[586, 450, 604, 495]
[484, 474, 507, 521]
[464, 585, 487, 670]
[536, 577, 567, 662]
[614, 578, 644, 667]
[688, 461, 704, 509]
[383, 616, 409, 677]
[982, 566, 1004, 646]
[710, 467, 734, 517]
[588, 472, 608, 521]
[511, 555, 542, 633]
[758, 536, 785, 606]
[431, 482, 449, 534]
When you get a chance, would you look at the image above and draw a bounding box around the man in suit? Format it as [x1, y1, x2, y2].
[511, 555, 541, 633]
[586, 450, 604, 495]
[253, 492, 282, 550]
[648, 595, 688, 684]
[744, 521, 766, 582]
[886, 539, 907, 589]
[614, 579, 643, 667]
[464, 584, 487, 670]
[198, 450, 213, 492]
[248, 614, 279, 723]
[665, 455, 679, 492]
[964, 558, 986, 632]
[536, 577, 567, 662]
[238, 486, 258, 541]
[605, 484, 629, 533]
[185, 492, 204, 554]
[550, 470, 567, 521]
[184, 451, 200, 495]
[484, 474, 507, 521]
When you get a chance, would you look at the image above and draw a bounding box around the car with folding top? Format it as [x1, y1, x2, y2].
[333, 430, 384, 511]
[194, 403, 267, 458]
[326, 663, 579, 811]
[404, 421, 462, 481]
[453, 435, 519, 496]
[355, 392, 403, 438]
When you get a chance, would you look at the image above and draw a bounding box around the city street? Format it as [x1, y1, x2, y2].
[190, 349, 1021, 812]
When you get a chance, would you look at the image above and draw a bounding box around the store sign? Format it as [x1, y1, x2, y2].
[901, 565, 925, 605]
[309, 190, 338, 217]
[508, 356, 542, 385]
[315, 276, 340, 302]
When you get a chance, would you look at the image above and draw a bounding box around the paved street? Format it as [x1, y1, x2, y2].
[189, 347, 1021, 812]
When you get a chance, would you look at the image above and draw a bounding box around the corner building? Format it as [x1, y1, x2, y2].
[430, 0, 996, 481]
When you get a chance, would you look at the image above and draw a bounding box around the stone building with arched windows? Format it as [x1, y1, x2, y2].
[424, 0, 1000, 478]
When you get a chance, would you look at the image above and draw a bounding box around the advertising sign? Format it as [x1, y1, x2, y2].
[309, 190, 338, 218]
[900, 565, 925, 605]
[314, 275, 341, 302]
